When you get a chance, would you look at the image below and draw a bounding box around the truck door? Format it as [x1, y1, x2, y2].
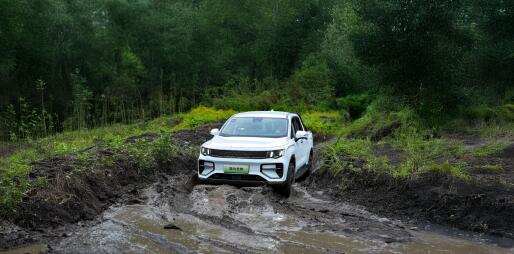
[292, 116, 309, 167]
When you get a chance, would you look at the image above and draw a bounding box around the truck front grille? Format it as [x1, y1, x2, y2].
[209, 149, 268, 159]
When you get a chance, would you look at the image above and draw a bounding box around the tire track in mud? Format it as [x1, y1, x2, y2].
[4, 133, 514, 253]
[44, 169, 413, 253]
[6, 171, 514, 254]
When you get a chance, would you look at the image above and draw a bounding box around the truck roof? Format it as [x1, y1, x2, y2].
[233, 111, 293, 118]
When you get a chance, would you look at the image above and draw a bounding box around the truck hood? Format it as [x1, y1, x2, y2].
[203, 136, 289, 150]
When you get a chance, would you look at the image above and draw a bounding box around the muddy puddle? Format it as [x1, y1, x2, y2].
[5, 174, 509, 254]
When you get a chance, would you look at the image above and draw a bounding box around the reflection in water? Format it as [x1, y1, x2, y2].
[6, 184, 514, 254]
[0, 244, 48, 254]
[54, 185, 514, 254]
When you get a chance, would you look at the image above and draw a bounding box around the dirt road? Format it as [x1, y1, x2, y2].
[2, 125, 514, 253]
[3, 171, 514, 254]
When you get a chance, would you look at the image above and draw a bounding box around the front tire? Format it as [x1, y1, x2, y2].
[275, 160, 295, 197]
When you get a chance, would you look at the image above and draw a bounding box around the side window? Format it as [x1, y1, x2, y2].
[292, 117, 303, 131]
[297, 115, 307, 131]
[290, 119, 295, 139]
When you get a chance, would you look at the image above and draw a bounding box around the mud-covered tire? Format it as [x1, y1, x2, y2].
[274, 160, 295, 197]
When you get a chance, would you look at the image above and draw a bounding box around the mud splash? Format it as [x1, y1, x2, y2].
[38, 174, 514, 254]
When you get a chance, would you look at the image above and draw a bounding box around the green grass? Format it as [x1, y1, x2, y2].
[391, 126, 467, 178]
[323, 103, 511, 181]
[5, 103, 507, 215]
[476, 122, 514, 140]
[302, 111, 346, 136]
[477, 161, 504, 174]
[427, 161, 470, 181]
[323, 130, 470, 180]
[473, 142, 510, 157]
[171, 106, 237, 131]
[323, 108, 472, 180]
[466, 104, 514, 123]
[0, 106, 346, 215]
[0, 107, 234, 215]
[339, 107, 419, 139]
[322, 138, 394, 175]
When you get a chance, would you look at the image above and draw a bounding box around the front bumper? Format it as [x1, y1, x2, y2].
[197, 154, 289, 185]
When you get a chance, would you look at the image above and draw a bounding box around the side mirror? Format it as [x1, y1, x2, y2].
[295, 130, 307, 140]
[210, 128, 219, 136]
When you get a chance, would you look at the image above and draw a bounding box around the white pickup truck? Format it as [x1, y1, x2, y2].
[197, 111, 314, 197]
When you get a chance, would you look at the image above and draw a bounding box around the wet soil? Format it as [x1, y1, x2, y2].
[312, 132, 514, 240]
[1, 124, 514, 253]
[0, 123, 223, 250]
[4, 172, 513, 253]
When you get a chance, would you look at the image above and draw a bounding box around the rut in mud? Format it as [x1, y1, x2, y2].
[46, 173, 412, 253]
[2, 124, 514, 253]
[21, 172, 513, 254]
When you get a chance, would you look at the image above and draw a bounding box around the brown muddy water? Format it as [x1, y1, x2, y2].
[3, 173, 513, 254]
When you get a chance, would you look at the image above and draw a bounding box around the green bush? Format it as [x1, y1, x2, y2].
[428, 161, 469, 181]
[466, 104, 514, 122]
[172, 107, 237, 130]
[341, 106, 419, 140]
[392, 126, 466, 177]
[151, 133, 179, 165]
[496, 104, 514, 121]
[289, 61, 336, 110]
[302, 111, 346, 136]
[336, 93, 372, 119]
[212, 91, 277, 112]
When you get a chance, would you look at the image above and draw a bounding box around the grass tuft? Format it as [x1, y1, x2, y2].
[428, 161, 470, 181]
[172, 106, 236, 131]
[302, 111, 346, 136]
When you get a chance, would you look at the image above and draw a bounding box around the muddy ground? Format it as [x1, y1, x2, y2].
[1, 124, 514, 253]
[0, 123, 223, 250]
[311, 132, 514, 239]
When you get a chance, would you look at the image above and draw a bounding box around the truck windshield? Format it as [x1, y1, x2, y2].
[220, 117, 288, 138]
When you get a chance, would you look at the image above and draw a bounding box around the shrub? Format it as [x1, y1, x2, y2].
[289, 62, 336, 110]
[341, 106, 419, 140]
[302, 111, 346, 136]
[172, 106, 236, 130]
[336, 93, 372, 119]
[428, 161, 469, 181]
[466, 104, 514, 122]
[496, 104, 514, 121]
[151, 133, 179, 165]
[393, 126, 465, 177]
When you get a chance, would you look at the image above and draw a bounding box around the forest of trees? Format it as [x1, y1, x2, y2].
[0, 0, 512, 140]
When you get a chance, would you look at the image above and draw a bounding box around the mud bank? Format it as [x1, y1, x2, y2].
[4, 172, 513, 253]
[0, 123, 222, 250]
[307, 143, 514, 239]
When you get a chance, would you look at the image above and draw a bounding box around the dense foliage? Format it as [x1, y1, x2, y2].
[0, 0, 512, 140]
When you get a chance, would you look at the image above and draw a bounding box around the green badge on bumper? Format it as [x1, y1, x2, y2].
[223, 165, 249, 174]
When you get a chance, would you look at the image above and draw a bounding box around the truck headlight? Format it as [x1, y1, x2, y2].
[201, 147, 211, 156]
[267, 149, 284, 159]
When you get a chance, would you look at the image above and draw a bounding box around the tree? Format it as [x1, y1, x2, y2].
[35, 79, 47, 136]
[473, 0, 514, 103]
[70, 69, 92, 130]
[351, 0, 472, 116]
